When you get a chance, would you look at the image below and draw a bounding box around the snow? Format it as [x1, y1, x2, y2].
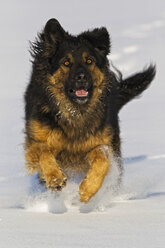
[0, 0, 165, 247]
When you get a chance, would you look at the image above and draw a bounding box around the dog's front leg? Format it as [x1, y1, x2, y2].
[39, 148, 67, 191]
[26, 143, 67, 191]
[79, 145, 111, 203]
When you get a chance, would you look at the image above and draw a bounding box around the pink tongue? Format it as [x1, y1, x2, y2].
[75, 89, 88, 97]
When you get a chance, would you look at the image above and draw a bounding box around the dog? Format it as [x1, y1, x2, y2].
[24, 18, 155, 203]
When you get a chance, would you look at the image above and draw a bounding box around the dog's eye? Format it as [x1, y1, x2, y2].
[86, 58, 93, 65]
[64, 60, 70, 67]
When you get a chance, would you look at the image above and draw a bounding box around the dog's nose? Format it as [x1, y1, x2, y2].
[75, 72, 87, 82]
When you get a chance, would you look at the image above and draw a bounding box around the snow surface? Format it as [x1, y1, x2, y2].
[0, 0, 165, 247]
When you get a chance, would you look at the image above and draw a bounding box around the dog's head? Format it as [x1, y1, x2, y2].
[38, 19, 110, 105]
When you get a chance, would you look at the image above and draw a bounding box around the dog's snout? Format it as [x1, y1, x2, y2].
[75, 71, 88, 89]
[75, 72, 87, 82]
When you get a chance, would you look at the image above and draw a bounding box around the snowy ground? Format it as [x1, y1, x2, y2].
[0, 0, 165, 247]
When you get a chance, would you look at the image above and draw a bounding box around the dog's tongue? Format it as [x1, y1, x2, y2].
[75, 89, 88, 97]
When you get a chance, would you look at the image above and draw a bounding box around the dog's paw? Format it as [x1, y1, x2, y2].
[47, 175, 67, 191]
[79, 191, 92, 203]
[79, 179, 94, 203]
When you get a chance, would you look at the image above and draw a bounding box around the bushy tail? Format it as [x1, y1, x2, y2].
[116, 65, 156, 111]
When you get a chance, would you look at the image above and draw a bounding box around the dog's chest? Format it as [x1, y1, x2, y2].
[49, 126, 111, 177]
[56, 149, 90, 178]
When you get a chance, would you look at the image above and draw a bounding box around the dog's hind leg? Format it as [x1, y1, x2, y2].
[79, 145, 111, 203]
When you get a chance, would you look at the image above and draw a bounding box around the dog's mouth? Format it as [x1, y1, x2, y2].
[68, 88, 90, 104]
[75, 89, 88, 97]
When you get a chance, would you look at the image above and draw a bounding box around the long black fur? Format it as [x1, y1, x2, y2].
[116, 65, 156, 111]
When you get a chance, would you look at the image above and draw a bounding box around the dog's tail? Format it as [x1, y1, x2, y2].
[114, 64, 156, 111]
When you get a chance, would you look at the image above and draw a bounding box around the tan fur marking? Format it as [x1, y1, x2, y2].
[39, 148, 67, 190]
[82, 51, 106, 106]
[79, 145, 111, 203]
[48, 67, 67, 86]
[66, 126, 111, 154]
[25, 126, 67, 190]
[26, 119, 112, 174]
[27, 120, 64, 150]
[82, 51, 88, 62]
[82, 51, 105, 87]
[28, 120, 51, 142]
[67, 53, 74, 63]
[90, 65, 105, 87]
[41, 105, 50, 113]
[28, 120, 111, 153]
[25, 140, 41, 174]
[48, 54, 74, 86]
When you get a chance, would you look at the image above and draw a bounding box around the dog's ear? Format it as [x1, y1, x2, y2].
[80, 27, 110, 56]
[44, 18, 66, 44]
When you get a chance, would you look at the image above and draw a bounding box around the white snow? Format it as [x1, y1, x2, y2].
[0, 0, 165, 247]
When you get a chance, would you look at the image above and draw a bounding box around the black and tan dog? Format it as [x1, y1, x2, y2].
[24, 19, 155, 203]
